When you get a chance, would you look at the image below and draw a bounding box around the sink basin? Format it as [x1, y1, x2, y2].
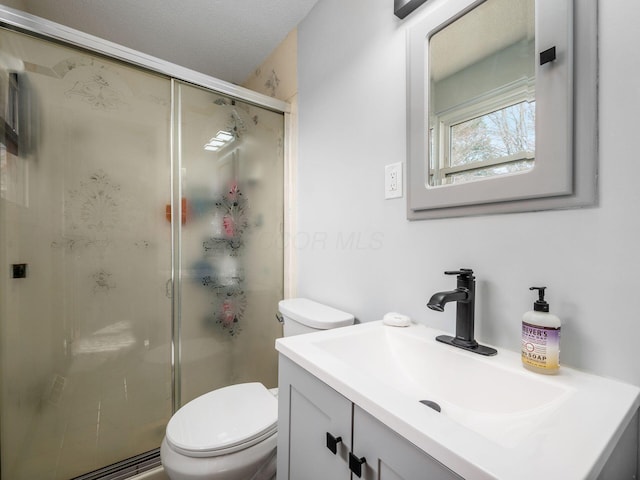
[313, 325, 569, 414]
[312, 325, 571, 447]
[276, 320, 640, 480]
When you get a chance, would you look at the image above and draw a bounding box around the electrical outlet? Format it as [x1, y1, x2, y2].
[385, 162, 403, 199]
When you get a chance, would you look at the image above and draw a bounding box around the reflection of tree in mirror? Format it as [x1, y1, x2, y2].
[485, 101, 535, 156]
[450, 117, 496, 166]
[451, 101, 535, 168]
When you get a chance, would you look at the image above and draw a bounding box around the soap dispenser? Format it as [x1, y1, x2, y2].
[521, 287, 561, 374]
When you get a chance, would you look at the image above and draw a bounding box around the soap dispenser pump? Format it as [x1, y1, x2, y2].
[521, 287, 561, 374]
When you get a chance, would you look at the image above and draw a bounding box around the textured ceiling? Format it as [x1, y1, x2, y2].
[20, 0, 319, 85]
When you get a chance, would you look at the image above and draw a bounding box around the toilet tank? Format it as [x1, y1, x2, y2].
[278, 298, 354, 337]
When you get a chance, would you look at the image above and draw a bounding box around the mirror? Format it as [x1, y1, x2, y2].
[407, 0, 598, 220]
[428, 0, 535, 187]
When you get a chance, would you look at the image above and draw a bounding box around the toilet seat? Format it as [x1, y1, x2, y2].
[165, 382, 278, 458]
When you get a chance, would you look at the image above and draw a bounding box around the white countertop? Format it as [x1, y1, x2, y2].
[276, 321, 640, 480]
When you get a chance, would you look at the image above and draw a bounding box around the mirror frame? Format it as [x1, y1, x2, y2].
[406, 0, 598, 220]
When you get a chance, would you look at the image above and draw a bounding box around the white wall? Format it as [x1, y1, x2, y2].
[296, 0, 640, 388]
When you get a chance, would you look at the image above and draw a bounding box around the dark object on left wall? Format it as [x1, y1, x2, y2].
[394, 0, 429, 19]
[12, 263, 27, 279]
[2, 71, 38, 157]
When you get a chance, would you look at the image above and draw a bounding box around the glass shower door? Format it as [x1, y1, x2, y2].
[0, 28, 173, 479]
[0, 22, 286, 480]
[175, 81, 284, 406]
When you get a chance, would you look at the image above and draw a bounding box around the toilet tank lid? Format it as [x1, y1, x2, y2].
[278, 298, 354, 329]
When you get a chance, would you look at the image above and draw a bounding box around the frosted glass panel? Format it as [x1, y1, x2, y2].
[176, 82, 284, 404]
[0, 28, 172, 479]
[0, 23, 286, 480]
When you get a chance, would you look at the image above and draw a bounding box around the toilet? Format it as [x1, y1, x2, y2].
[160, 298, 355, 480]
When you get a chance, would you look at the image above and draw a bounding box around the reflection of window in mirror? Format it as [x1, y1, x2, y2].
[428, 0, 535, 187]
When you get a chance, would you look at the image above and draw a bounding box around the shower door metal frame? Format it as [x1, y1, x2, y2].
[0, 3, 293, 477]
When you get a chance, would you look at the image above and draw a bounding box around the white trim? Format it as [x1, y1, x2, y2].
[437, 79, 534, 129]
[439, 153, 534, 176]
[283, 98, 298, 300]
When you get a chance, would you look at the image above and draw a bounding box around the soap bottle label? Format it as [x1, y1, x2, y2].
[521, 322, 560, 370]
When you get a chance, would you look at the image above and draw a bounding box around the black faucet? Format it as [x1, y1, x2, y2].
[427, 269, 497, 356]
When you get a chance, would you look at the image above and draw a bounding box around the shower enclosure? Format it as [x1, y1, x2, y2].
[0, 8, 286, 480]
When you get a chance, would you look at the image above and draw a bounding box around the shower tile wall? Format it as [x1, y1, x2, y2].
[0, 29, 172, 479]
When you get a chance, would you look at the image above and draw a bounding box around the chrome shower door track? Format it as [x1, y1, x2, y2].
[71, 449, 161, 480]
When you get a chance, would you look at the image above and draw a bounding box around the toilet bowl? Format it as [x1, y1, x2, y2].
[160, 298, 354, 480]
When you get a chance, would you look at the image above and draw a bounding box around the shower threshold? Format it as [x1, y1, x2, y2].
[71, 449, 161, 480]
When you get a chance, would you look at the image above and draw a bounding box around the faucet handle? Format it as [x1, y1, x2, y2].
[444, 268, 474, 277]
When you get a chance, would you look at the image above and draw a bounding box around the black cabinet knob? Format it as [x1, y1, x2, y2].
[349, 452, 367, 477]
[326, 432, 342, 455]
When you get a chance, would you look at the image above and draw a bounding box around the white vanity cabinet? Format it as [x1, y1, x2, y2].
[352, 405, 462, 480]
[277, 356, 462, 480]
[276, 321, 640, 479]
[277, 355, 352, 480]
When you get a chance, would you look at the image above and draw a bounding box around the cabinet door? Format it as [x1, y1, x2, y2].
[352, 406, 463, 480]
[277, 356, 352, 480]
